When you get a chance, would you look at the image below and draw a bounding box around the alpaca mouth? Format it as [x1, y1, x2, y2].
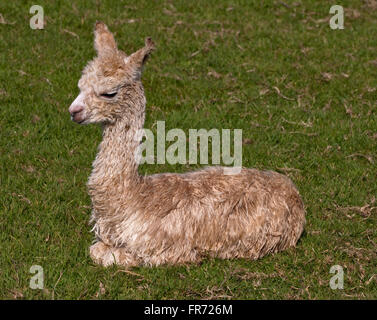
[71, 111, 86, 124]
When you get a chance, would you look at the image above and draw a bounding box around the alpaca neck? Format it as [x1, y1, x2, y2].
[88, 112, 145, 193]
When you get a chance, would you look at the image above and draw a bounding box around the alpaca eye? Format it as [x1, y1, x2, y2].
[100, 92, 117, 98]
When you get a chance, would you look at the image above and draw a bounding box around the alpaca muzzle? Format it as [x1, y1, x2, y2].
[69, 105, 85, 123]
[69, 93, 86, 123]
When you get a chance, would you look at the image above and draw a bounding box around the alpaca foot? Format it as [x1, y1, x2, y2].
[89, 241, 114, 266]
[89, 241, 139, 267]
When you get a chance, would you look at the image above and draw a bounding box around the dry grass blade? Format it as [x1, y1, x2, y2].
[62, 29, 79, 39]
[272, 86, 295, 101]
[112, 269, 147, 281]
[346, 153, 374, 164]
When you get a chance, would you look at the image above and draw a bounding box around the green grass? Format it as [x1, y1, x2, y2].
[0, 0, 376, 299]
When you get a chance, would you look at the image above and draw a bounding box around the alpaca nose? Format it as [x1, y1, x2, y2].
[69, 104, 84, 116]
[69, 92, 86, 116]
[69, 94, 86, 123]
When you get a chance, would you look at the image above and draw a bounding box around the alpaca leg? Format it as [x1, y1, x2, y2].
[89, 241, 139, 267]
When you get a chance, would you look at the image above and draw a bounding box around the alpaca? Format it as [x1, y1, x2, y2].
[69, 22, 306, 267]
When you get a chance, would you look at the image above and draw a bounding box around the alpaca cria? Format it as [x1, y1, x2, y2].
[69, 22, 306, 267]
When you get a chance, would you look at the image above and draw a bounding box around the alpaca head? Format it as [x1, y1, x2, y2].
[69, 22, 155, 125]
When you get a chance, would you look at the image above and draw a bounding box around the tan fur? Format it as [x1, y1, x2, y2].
[70, 22, 306, 267]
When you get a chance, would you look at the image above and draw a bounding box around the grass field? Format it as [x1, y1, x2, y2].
[0, 0, 376, 299]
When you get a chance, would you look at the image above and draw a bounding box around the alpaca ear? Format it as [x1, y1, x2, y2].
[126, 37, 155, 79]
[94, 21, 118, 56]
